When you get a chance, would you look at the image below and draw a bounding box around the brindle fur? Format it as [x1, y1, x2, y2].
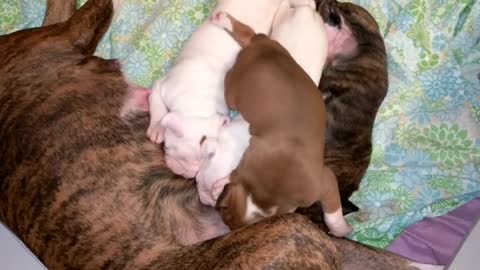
[43, 0, 77, 26]
[0, 1, 429, 270]
[318, 0, 388, 201]
[298, 0, 388, 221]
[0, 0, 341, 269]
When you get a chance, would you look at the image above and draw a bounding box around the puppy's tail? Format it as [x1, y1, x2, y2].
[210, 11, 255, 48]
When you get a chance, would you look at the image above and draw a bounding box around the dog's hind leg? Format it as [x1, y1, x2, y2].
[43, 0, 77, 26]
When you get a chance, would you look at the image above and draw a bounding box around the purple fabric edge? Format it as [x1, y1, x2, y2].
[387, 196, 480, 265]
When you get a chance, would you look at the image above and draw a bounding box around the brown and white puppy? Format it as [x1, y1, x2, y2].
[211, 12, 351, 237]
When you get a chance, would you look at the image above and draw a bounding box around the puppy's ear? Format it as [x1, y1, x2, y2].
[161, 113, 184, 138]
[216, 182, 248, 230]
[201, 137, 219, 160]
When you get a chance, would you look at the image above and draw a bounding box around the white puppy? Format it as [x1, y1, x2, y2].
[196, 0, 328, 205]
[147, 0, 287, 178]
[196, 117, 250, 206]
[271, 0, 328, 86]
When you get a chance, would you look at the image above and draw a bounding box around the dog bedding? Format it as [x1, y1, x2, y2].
[1, 0, 479, 249]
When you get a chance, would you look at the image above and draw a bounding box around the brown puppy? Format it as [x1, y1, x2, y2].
[211, 12, 351, 237]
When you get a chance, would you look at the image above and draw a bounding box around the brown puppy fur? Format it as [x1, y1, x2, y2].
[211, 12, 351, 237]
[0, 1, 438, 269]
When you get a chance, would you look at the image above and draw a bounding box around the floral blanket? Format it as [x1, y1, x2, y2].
[1, 0, 479, 248]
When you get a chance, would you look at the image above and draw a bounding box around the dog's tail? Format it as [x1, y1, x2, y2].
[210, 11, 256, 48]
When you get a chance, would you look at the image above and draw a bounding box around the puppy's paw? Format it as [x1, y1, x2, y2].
[329, 222, 353, 238]
[210, 11, 233, 32]
[324, 209, 353, 237]
[147, 121, 164, 144]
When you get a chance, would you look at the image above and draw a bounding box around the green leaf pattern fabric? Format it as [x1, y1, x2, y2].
[1, 0, 479, 249]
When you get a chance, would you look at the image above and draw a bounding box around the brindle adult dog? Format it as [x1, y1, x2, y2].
[0, 0, 439, 269]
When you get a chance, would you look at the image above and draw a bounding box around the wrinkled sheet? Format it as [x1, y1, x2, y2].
[388, 196, 480, 265]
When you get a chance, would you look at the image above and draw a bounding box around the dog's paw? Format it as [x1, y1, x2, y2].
[147, 121, 164, 144]
[210, 11, 233, 32]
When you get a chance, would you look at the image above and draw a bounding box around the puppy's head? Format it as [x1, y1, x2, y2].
[162, 113, 228, 178]
[216, 180, 280, 230]
[315, 0, 381, 36]
[315, 0, 385, 66]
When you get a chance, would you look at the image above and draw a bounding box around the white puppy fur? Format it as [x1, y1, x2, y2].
[271, 0, 328, 85]
[196, 0, 329, 207]
[147, 0, 287, 178]
[196, 117, 250, 206]
[324, 208, 353, 237]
